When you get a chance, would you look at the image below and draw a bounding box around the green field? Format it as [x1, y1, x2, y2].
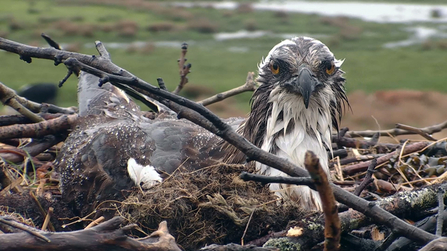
[1, 0, 446, 113]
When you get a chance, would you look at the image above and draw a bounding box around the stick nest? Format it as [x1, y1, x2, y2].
[117, 163, 304, 250]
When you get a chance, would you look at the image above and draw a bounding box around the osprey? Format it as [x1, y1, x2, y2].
[224, 37, 348, 210]
[55, 36, 348, 214]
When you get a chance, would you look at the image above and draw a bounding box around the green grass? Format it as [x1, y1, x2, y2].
[1, 0, 447, 114]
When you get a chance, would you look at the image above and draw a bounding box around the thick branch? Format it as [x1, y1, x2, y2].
[304, 151, 340, 251]
[0, 216, 181, 251]
[0, 114, 78, 140]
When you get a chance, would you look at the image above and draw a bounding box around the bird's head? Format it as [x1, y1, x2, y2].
[257, 37, 345, 108]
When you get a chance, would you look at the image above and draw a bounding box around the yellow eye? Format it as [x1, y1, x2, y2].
[326, 62, 335, 75]
[270, 62, 280, 75]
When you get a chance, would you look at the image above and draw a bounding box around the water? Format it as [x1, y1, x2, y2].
[173, 1, 447, 23]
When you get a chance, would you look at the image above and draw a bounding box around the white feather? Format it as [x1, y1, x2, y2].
[127, 158, 162, 189]
[257, 85, 335, 211]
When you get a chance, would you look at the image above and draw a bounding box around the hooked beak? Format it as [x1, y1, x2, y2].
[282, 67, 320, 109]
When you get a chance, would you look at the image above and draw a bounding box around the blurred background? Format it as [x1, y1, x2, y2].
[1, 0, 447, 134]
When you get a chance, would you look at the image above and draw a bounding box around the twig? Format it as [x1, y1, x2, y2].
[395, 140, 414, 189]
[436, 187, 445, 236]
[41, 207, 54, 232]
[0, 81, 75, 115]
[85, 216, 105, 230]
[0, 134, 64, 164]
[0, 82, 44, 123]
[241, 209, 255, 246]
[198, 72, 257, 106]
[345, 120, 447, 139]
[29, 191, 55, 232]
[239, 171, 314, 188]
[173, 42, 190, 94]
[396, 123, 437, 141]
[353, 158, 377, 196]
[0, 37, 439, 244]
[304, 151, 340, 251]
[343, 141, 429, 175]
[0, 217, 50, 242]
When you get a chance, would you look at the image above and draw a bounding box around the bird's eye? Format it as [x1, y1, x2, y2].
[325, 61, 336, 75]
[270, 62, 280, 75]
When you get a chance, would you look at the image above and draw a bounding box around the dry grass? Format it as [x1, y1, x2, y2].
[117, 164, 303, 250]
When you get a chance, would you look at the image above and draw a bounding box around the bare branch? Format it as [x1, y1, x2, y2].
[0, 114, 78, 140]
[345, 120, 447, 139]
[0, 217, 182, 251]
[343, 141, 429, 175]
[198, 72, 257, 106]
[239, 171, 315, 188]
[0, 82, 44, 123]
[304, 151, 340, 251]
[173, 42, 190, 94]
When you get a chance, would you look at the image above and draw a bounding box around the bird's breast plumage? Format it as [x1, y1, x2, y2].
[256, 85, 334, 210]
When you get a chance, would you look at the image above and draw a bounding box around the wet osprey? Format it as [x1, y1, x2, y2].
[55, 36, 348, 214]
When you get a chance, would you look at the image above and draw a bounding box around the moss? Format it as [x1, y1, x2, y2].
[264, 237, 302, 251]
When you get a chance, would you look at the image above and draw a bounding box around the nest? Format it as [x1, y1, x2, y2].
[117, 163, 304, 250]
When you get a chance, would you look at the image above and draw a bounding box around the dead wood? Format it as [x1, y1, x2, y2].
[0, 114, 77, 140]
[343, 141, 429, 175]
[263, 184, 443, 250]
[0, 81, 75, 115]
[0, 216, 181, 251]
[239, 171, 315, 188]
[200, 243, 277, 250]
[197, 72, 257, 106]
[0, 81, 44, 122]
[419, 237, 447, 251]
[0, 134, 63, 163]
[345, 120, 447, 139]
[173, 42, 190, 94]
[304, 151, 340, 251]
[0, 113, 63, 127]
[353, 158, 377, 196]
[118, 164, 303, 250]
